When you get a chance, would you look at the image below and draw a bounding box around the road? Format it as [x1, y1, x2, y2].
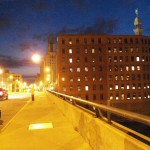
[0, 92, 31, 130]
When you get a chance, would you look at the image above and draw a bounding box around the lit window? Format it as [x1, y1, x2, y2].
[132, 83, 136, 89]
[126, 84, 130, 89]
[133, 93, 136, 99]
[126, 75, 130, 80]
[114, 48, 117, 53]
[70, 86, 73, 91]
[108, 57, 112, 63]
[69, 67, 73, 72]
[85, 86, 88, 91]
[110, 94, 113, 100]
[136, 57, 140, 61]
[62, 77, 65, 81]
[138, 83, 141, 89]
[121, 94, 124, 100]
[137, 66, 140, 71]
[69, 58, 73, 63]
[109, 75, 112, 81]
[116, 94, 119, 100]
[114, 56, 117, 62]
[92, 57, 95, 62]
[113, 38, 116, 43]
[115, 75, 118, 80]
[85, 49, 88, 53]
[77, 86, 81, 91]
[109, 66, 112, 71]
[70, 77, 73, 82]
[115, 85, 118, 90]
[131, 66, 135, 71]
[127, 93, 130, 99]
[130, 47, 133, 52]
[77, 67, 80, 72]
[62, 86, 66, 91]
[77, 77, 80, 82]
[138, 93, 141, 99]
[85, 67, 88, 72]
[121, 84, 124, 89]
[69, 39, 72, 44]
[120, 56, 123, 62]
[108, 47, 111, 53]
[109, 85, 113, 90]
[126, 66, 129, 71]
[76, 58, 80, 62]
[69, 49, 72, 54]
[93, 77, 96, 81]
[92, 48, 95, 53]
[121, 75, 124, 80]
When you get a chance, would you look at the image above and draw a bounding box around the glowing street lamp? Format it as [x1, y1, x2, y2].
[32, 53, 41, 63]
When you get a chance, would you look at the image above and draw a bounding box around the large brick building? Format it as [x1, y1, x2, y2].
[56, 10, 150, 113]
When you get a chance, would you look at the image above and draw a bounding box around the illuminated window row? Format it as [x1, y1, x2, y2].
[62, 76, 103, 82]
[109, 74, 150, 81]
[108, 56, 147, 63]
[109, 83, 150, 90]
[109, 92, 150, 100]
[109, 65, 142, 72]
[107, 37, 150, 44]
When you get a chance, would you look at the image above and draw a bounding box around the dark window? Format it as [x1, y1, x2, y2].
[98, 38, 101, 44]
[100, 94, 104, 100]
[93, 94, 96, 100]
[62, 49, 65, 54]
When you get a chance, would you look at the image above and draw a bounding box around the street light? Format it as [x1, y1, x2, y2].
[32, 53, 41, 63]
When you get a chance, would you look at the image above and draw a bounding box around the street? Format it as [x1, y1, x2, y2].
[0, 92, 31, 130]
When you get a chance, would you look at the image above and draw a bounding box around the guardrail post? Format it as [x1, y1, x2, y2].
[95, 108, 103, 118]
[107, 100, 111, 124]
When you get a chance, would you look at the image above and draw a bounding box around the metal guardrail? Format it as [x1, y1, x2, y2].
[48, 90, 150, 127]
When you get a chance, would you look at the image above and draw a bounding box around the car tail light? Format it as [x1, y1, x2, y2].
[0, 91, 3, 96]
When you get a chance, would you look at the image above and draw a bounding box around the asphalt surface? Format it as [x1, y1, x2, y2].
[0, 92, 91, 150]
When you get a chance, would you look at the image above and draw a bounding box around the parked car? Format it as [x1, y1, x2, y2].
[0, 88, 8, 100]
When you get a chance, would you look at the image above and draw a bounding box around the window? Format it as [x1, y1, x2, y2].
[100, 85, 103, 90]
[99, 56, 102, 62]
[109, 85, 113, 90]
[120, 56, 123, 62]
[70, 86, 73, 91]
[114, 56, 117, 62]
[92, 48, 95, 53]
[115, 85, 118, 90]
[85, 67, 88, 72]
[77, 67, 80, 72]
[131, 66, 135, 71]
[108, 47, 111, 53]
[85, 86, 88, 91]
[116, 94, 119, 100]
[110, 94, 113, 100]
[132, 83, 135, 90]
[85, 57, 88, 62]
[62, 49, 65, 54]
[62, 86, 66, 91]
[132, 74, 135, 80]
[93, 77, 96, 81]
[92, 66, 96, 71]
[126, 84, 130, 89]
[121, 94, 124, 100]
[108, 56, 112, 63]
[131, 56, 134, 62]
[69, 39, 72, 44]
[115, 75, 118, 80]
[99, 66, 103, 71]
[127, 93, 130, 99]
[69, 67, 73, 72]
[69, 49, 72, 54]
[109, 75, 112, 81]
[126, 75, 130, 80]
[77, 85, 81, 91]
[91, 38, 94, 44]
[93, 94, 96, 100]
[84, 38, 87, 44]
[137, 66, 140, 71]
[92, 57, 95, 63]
[93, 85, 96, 90]
[98, 38, 101, 43]
[69, 58, 72, 63]
[114, 48, 117, 53]
[62, 39, 65, 44]
[85, 49, 88, 53]
[138, 83, 141, 89]
[136, 57, 140, 62]
[126, 66, 129, 71]
[76, 58, 80, 62]
[85, 76, 88, 81]
[121, 84, 124, 89]
[76, 38, 79, 44]
[109, 66, 112, 71]
[70, 77, 73, 82]
[121, 75, 124, 80]
[62, 67, 66, 72]
[133, 93, 136, 99]
[100, 94, 103, 100]
[77, 77, 80, 81]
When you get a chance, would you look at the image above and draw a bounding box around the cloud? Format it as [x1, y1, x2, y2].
[19, 42, 38, 52]
[0, 54, 33, 68]
[58, 17, 118, 34]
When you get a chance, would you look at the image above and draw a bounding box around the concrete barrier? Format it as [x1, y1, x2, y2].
[50, 93, 149, 150]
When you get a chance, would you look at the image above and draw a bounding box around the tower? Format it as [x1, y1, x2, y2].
[133, 8, 143, 35]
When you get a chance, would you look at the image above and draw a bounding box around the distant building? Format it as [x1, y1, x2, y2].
[57, 10, 150, 114]
[40, 36, 57, 89]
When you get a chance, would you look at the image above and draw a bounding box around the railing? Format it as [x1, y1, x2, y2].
[48, 90, 150, 127]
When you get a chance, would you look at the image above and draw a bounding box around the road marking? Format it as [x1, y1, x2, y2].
[28, 123, 53, 130]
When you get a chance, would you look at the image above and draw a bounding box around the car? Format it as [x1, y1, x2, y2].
[0, 88, 8, 100]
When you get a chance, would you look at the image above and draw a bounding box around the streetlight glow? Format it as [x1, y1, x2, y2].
[32, 54, 41, 63]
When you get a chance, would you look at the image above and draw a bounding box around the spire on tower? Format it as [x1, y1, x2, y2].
[133, 8, 143, 35]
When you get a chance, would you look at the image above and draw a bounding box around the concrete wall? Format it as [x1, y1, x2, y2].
[50, 93, 149, 150]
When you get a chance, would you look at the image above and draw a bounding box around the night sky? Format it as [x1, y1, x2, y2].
[0, 0, 150, 83]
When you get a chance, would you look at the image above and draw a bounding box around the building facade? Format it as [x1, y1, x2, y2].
[56, 12, 150, 113]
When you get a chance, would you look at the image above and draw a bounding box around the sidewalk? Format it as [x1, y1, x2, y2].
[0, 92, 91, 150]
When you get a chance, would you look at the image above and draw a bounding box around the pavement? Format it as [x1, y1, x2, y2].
[0, 92, 91, 150]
